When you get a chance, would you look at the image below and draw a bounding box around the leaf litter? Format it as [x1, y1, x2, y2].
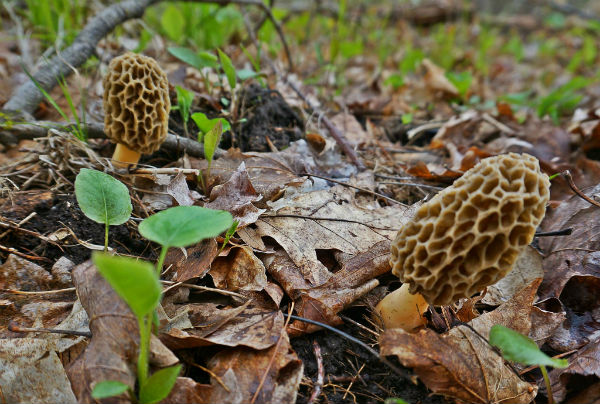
[2, 2, 600, 404]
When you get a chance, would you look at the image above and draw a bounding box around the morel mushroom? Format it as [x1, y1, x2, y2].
[103, 52, 170, 167]
[375, 153, 550, 331]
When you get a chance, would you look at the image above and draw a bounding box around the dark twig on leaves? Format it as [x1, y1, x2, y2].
[282, 313, 412, 381]
[561, 170, 600, 209]
[0, 120, 223, 158]
[8, 322, 92, 338]
[307, 340, 324, 404]
[4, 0, 159, 114]
[534, 228, 572, 237]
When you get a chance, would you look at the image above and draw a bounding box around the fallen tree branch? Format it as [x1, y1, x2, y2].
[4, 0, 158, 113]
[4, 0, 292, 115]
[0, 121, 223, 159]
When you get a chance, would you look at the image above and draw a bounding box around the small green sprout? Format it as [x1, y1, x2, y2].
[92, 205, 232, 402]
[174, 86, 195, 137]
[219, 220, 239, 253]
[74, 169, 132, 251]
[217, 49, 237, 90]
[490, 324, 568, 404]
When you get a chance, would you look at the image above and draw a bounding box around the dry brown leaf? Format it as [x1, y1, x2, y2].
[329, 112, 371, 146]
[538, 183, 600, 300]
[163, 238, 218, 282]
[549, 337, 600, 402]
[161, 305, 283, 351]
[205, 162, 266, 228]
[381, 279, 541, 404]
[0, 254, 52, 290]
[242, 186, 412, 287]
[206, 332, 303, 404]
[167, 171, 198, 206]
[210, 246, 267, 292]
[422, 58, 459, 98]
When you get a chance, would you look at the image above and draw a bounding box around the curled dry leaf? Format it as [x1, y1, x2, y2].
[204, 162, 266, 228]
[210, 246, 268, 292]
[380, 279, 541, 404]
[163, 238, 218, 282]
[161, 304, 284, 351]
[422, 58, 459, 98]
[66, 260, 176, 403]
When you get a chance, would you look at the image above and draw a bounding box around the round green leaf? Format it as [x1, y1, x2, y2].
[91, 380, 130, 399]
[138, 206, 233, 248]
[93, 253, 161, 319]
[489, 325, 568, 369]
[75, 169, 132, 226]
[140, 365, 181, 404]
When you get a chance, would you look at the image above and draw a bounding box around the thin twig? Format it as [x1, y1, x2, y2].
[561, 170, 600, 209]
[308, 340, 324, 404]
[378, 181, 444, 191]
[8, 322, 91, 338]
[260, 214, 398, 231]
[534, 228, 572, 237]
[2, 287, 76, 295]
[302, 172, 406, 206]
[160, 280, 247, 299]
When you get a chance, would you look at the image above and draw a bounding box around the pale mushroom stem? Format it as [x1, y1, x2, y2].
[374, 283, 429, 331]
[112, 143, 142, 168]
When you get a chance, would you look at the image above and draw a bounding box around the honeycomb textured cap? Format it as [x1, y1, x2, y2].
[103, 52, 170, 154]
[391, 153, 550, 306]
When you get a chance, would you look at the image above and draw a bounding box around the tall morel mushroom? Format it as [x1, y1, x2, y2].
[375, 153, 550, 331]
[103, 52, 170, 167]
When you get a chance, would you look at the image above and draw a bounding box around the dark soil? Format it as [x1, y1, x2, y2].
[236, 83, 305, 152]
[291, 308, 451, 404]
[1, 193, 151, 268]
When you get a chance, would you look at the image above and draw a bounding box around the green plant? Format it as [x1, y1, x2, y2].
[191, 118, 226, 194]
[446, 70, 473, 99]
[490, 324, 568, 404]
[23, 0, 87, 46]
[92, 205, 233, 402]
[174, 86, 194, 137]
[74, 169, 132, 251]
[537, 76, 591, 123]
[219, 220, 239, 253]
[146, 3, 243, 50]
[91, 253, 181, 404]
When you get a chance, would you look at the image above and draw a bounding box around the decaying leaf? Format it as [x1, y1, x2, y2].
[380, 279, 541, 404]
[241, 186, 413, 287]
[210, 246, 268, 292]
[205, 162, 266, 228]
[206, 331, 303, 404]
[163, 238, 218, 282]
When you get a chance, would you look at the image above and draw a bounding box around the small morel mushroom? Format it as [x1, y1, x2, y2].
[103, 52, 170, 167]
[375, 153, 550, 331]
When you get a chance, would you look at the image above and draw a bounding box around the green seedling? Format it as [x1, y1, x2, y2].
[191, 112, 230, 143]
[138, 205, 233, 275]
[384, 399, 409, 404]
[174, 86, 195, 137]
[446, 71, 473, 99]
[537, 77, 591, 124]
[219, 220, 239, 253]
[24, 0, 86, 46]
[217, 49, 237, 90]
[490, 324, 568, 404]
[74, 169, 132, 251]
[92, 205, 232, 402]
[168, 46, 219, 92]
[91, 253, 181, 404]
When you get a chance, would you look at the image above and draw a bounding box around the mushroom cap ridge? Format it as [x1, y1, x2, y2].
[103, 52, 170, 155]
[390, 153, 550, 305]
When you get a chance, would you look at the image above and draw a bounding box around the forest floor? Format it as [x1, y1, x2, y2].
[0, 1, 599, 403]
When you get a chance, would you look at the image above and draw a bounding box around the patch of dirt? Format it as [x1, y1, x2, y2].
[236, 83, 305, 152]
[291, 308, 451, 404]
[1, 194, 150, 268]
